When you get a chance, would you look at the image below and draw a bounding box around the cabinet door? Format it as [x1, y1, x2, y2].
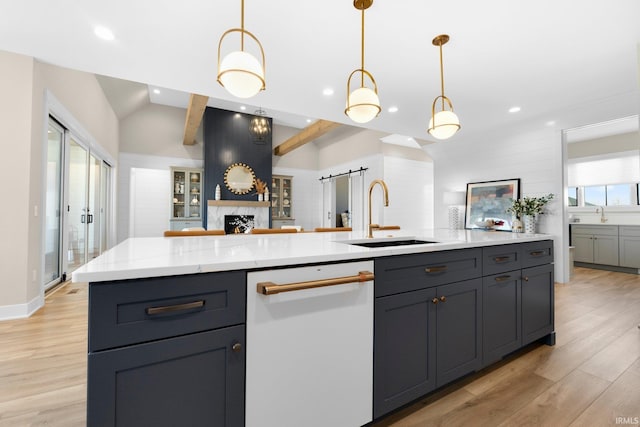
[620, 235, 640, 268]
[483, 272, 521, 365]
[435, 278, 482, 386]
[593, 235, 619, 266]
[88, 325, 245, 427]
[522, 264, 554, 345]
[374, 287, 436, 418]
[572, 234, 594, 263]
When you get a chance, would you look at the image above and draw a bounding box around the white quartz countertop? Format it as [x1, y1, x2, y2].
[72, 228, 553, 283]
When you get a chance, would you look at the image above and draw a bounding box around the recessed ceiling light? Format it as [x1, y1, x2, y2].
[94, 26, 115, 41]
[546, 120, 556, 126]
[306, 119, 312, 123]
[323, 88, 334, 96]
[240, 105, 246, 111]
[388, 106, 399, 113]
[508, 106, 521, 113]
[152, 88, 160, 95]
[234, 113, 241, 118]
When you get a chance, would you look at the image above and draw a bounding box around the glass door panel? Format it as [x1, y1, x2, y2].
[67, 138, 88, 273]
[44, 120, 63, 288]
[87, 154, 101, 261]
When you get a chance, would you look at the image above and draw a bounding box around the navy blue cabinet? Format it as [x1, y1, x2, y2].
[374, 250, 483, 418]
[87, 272, 246, 427]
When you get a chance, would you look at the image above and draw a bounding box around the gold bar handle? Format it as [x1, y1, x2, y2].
[494, 275, 512, 282]
[425, 265, 448, 273]
[257, 271, 374, 295]
[494, 256, 510, 262]
[146, 300, 205, 315]
[529, 250, 546, 256]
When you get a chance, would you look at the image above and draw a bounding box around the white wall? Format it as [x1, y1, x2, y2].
[383, 156, 434, 230]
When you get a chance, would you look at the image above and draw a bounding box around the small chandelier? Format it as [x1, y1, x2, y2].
[428, 34, 460, 140]
[249, 109, 270, 144]
[217, 0, 265, 99]
[345, 0, 380, 124]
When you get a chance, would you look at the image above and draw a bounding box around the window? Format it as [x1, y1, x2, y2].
[606, 184, 632, 206]
[568, 187, 578, 207]
[584, 186, 605, 206]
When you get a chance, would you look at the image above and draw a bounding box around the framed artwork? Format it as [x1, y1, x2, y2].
[465, 178, 520, 231]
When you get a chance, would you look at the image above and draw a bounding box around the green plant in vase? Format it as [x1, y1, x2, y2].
[506, 193, 554, 233]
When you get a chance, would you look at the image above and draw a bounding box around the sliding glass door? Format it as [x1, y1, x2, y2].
[43, 116, 112, 289]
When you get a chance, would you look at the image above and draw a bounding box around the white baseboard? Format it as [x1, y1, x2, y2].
[0, 294, 44, 321]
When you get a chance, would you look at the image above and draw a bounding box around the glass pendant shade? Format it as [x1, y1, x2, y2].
[219, 50, 264, 99]
[346, 86, 380, 123]
[428, 110, 460, 140]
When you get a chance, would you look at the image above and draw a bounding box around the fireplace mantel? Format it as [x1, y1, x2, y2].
[208, 200, 271, 208]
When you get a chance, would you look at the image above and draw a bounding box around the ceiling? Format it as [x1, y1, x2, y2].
[1, 1, 639, 143]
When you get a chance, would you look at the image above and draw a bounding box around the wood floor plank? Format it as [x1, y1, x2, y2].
[569, 366, 640, 427]
[578, 326, 640, 382]
[498, 369, 611, 427]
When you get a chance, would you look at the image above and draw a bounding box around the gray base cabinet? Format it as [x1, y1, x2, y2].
[374, 241, 554, 420]
[571, 225, 619, 265]
[87, 272, 246, 427]
[620, 226, 640, 268]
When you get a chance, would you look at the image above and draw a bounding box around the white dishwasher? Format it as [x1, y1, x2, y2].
[246, 260, 374, 427]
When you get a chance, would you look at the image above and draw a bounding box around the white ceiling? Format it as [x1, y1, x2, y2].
[1, 0, 639, 142]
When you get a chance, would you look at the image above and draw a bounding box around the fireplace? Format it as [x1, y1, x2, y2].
[225, 215, 255, 234]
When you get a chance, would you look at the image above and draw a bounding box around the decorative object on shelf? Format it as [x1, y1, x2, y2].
[224, 162, 256, 194]
[465, 178, 520, 231]
[215, 184, 221, 200]
[345, 0, 381, 124]
[264, 187, 269, 201]
[427, 34, 460, 140]
[217, 0, 265, 98]
[475, 219, 504, 231]
[190, 173, 199, 182]
[506, 193, 554, 234]
[512, 218, 524, 233]
[255, 178, 267, 201]
[443, 190, 465, 229]
[249, 109, 270, 143]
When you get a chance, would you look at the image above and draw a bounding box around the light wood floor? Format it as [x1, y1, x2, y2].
[0, 267, 638, 426]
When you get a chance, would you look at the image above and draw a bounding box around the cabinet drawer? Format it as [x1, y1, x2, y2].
[521, 240, 553, 268]
[89, 271, 245, 352]
[375, 248, 482, 297]
[620, 226, 640, 237]
[482, 244, 521, 275]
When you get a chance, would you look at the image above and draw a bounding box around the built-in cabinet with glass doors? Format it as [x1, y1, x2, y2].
[170, 167, 203, 230]
[271, 175, 294, 228]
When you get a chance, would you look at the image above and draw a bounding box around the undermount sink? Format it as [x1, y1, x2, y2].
[341, 238, 439, 248]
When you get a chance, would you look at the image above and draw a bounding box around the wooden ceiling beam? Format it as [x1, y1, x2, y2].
[183, 94, 209, 145]
[273, 119, 341, 156]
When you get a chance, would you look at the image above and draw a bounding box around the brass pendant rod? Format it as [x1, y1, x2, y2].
[240, 0, 245, 51]
[360, 5, 365, 88]
[439, 41, 445, 111]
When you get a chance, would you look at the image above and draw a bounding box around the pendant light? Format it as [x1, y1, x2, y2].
[345, 0, 380, 124]
[217, 0, 265, 99]
[428, 34, 460, 140]
[249, 109, 270, 144]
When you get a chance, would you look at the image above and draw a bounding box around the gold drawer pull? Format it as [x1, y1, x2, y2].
[529, 250, 546, 256]
[494, 275, 512, 282]
[425, 265, 448, 273]
[146, 300, 205, 315]
[494, 256, 510, 263]
[257, 271, 374, 295]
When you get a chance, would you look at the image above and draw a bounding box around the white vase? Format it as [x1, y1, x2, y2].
[215, 184, 221, 200]
[258, 194, 264, 201]
[512, 218, 523, 233]
[523, 215, 536, 233]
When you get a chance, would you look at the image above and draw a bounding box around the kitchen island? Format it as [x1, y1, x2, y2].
[74, 229, 555, 427]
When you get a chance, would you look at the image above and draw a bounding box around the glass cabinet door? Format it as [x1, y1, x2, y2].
[188, 171, 201, 219]
[281, 177, 292, 219]
[172, 170, 186, 218]
[271, 175, 293, 220]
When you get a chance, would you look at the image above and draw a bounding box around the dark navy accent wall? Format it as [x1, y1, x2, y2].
[203, 107, 273, 227]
